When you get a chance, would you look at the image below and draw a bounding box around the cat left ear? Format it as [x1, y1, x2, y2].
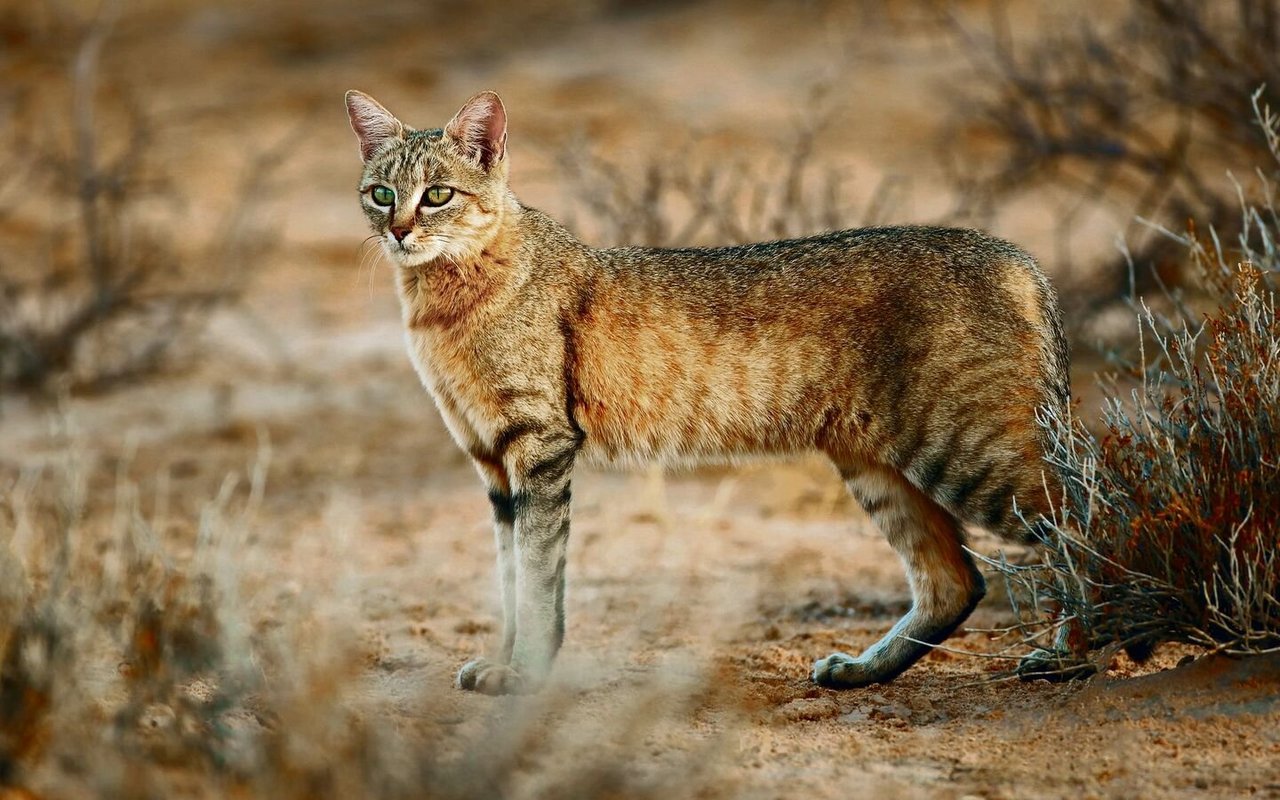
[346, 90, 405, 162]
[445, 91, 507, 170]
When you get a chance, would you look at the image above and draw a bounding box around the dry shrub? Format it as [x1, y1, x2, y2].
[0, 442, 724, 798]
[984, 91, 1280, 667]
[0, 12, 275, 394]
[555, 95, 905, 249]
[945, 0, 1280, 311]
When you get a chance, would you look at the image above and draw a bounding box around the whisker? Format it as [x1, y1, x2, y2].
[365, 252, 380, 296]
[358, 250, 378, 294]
[451, 259, 468, 285]
[440, 246, 470, 286]
[435, 236, 481, 286]
[355, 235, 382, 288]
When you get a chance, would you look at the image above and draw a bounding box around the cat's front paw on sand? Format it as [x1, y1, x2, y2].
[456, 658, 526, 695]
[812, 652, 883, 689]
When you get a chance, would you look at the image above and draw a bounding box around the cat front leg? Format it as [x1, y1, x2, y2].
[458, 426, 578, 695]
[456, 456, 522, 694]
[489, 487, 518, 664]
[508, 430, 577, 692]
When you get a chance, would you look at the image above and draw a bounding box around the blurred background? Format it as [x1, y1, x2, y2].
[1, 2, 1278, 796]
[2, 0, 1275, 402]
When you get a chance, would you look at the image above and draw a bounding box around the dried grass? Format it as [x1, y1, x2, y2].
[554, 93, 906, 249]
[0, 436, 726, 798]
[0, 11, 276, 394]
[984, 90, 1280, 670]
[944, 0, 1280, 315]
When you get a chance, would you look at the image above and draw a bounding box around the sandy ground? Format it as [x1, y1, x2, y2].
[2, 1, 1279, 797]
[5, 326, 1280, 799]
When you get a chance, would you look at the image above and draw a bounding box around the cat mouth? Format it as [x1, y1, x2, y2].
[384, 239, 443, 267]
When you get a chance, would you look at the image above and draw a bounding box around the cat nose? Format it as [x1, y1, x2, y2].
[390, 225, 412, 242]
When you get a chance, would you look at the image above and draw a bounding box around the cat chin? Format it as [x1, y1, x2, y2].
[383, 243, 445, 268]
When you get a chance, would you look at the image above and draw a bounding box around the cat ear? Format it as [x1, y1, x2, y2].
[345, 90, 405, 162]
[445, 91, 507, 170]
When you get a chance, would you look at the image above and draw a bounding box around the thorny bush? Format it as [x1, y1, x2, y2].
[987, 90, 1280, 667]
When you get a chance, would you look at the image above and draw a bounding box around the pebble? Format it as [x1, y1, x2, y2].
[870, 702, 914, 721]
[774, 697, 839, 723]
[907, 695, 934, 713]
[139, 703, 176, 732]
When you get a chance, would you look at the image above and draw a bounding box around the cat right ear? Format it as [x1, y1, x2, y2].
[345, 90, 405, 162]
[445, 91, 507, 170]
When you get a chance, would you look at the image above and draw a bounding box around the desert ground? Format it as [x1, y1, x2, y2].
[1, 1, 1278, 797]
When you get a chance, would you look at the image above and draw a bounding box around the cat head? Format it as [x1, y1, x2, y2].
[345, 90, 510, 267]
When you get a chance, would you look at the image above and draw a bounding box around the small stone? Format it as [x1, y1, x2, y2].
[907, 695, 934, 713]
[139, 704, 176, 733]
[184, 679, 217, 704]
[871, 702, 913, 721]
[775, 697, 839, 722]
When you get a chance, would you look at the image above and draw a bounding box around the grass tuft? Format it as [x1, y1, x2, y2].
[988, 89, 1280, 667]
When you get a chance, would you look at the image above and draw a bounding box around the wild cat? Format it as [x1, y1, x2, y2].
[345, 90, 1071, 695]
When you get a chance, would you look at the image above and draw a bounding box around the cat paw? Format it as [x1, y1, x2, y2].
[1015, 648, 1097, 682]
[812, 652, 882, 689]
[456, 658, 526, 695]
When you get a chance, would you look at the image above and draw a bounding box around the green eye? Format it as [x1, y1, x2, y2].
[370, 185, 395, 206]
[422, 186, 454, 207]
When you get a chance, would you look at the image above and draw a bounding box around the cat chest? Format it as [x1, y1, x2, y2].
[403, 328, 562, 453]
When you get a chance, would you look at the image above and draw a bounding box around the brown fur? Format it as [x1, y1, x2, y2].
[345, 90, 1071, 694]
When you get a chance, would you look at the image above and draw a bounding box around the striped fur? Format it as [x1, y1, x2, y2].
[346, 91, 1071, 694]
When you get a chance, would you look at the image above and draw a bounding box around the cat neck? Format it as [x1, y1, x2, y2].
[395, 192, 528, 330]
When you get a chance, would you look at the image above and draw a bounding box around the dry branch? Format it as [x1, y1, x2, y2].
[944, 0, 1280, 317]
[553, 106, 901, 249]
[988, 91, 1280, 666]
[0, 14, 275, 394]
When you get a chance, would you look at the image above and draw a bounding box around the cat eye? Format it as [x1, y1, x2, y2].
[422, 186, 454, 207]
[370, 185, 395, 207]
